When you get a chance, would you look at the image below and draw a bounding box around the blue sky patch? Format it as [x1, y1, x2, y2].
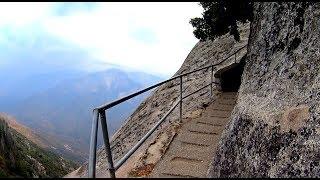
[52, 2, 98, 16]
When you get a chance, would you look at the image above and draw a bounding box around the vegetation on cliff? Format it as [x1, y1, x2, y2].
[0, 115, 77, 177]
[190, 1, 253, 41]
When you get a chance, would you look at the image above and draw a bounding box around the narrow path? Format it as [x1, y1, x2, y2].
[149, 92, 237, 178]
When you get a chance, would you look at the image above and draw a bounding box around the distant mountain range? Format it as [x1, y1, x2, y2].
[1, 68, 163, 163]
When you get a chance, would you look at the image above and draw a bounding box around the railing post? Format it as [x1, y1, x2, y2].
[235, 51, 237, 63]
[99, 110, 116, 178]
[210, 65, 213, 96]
[88, 109, 99, 178]
[179, 76, 183, 123]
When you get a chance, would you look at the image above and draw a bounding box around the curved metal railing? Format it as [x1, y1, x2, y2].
[88, 45, 247, 178]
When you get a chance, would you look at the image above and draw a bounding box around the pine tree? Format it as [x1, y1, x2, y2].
[190, 2, 254, 41]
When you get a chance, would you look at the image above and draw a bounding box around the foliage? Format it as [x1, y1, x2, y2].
[0, 118, 78, 178]
[190, 1, 254, 41]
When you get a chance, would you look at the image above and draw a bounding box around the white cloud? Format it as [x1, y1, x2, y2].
[0, 2, 203, 77]
[0, 2, 53, 27]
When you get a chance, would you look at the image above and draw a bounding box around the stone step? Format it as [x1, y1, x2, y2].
[206, 110, 232, 118]
[166, 148, 209, 162]
[166, 140, 217, 161]
[178, 140, 211, 148]
[218, 102, 236, 106]
[221, 96, 237, 100]
[196, 116, 228, 126]
[154, 140, 212, 170]
[176, 131, 219, 146]
[160, 156, 208, 178]
[195, 121, 223, 127]
[210, 107, 233, 111]
[185, 123, 222, 135]
[209, 104, 235, 111]
[218, 98, 237, 104]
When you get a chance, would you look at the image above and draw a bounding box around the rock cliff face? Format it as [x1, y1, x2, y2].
[209, 2, 320, 178]
[0, 114, 76, 177]
[70, 23, 250, 177]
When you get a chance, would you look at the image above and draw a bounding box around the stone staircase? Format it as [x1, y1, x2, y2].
[149, 92, 237, 178]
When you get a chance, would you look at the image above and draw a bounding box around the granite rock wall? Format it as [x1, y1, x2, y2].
[209, 2, 320, 178]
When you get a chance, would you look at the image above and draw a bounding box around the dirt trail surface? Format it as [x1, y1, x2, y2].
[149, 92, 237, 178]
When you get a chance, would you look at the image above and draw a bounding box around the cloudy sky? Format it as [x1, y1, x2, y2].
[0, 2, 202, 77]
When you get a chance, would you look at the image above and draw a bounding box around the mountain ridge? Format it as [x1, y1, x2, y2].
[3, 68, 163, 163]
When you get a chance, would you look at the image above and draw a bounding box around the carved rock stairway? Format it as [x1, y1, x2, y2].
[149, 92, 237, 178]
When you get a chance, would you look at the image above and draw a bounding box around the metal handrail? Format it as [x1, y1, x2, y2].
[94, 45, 246, 111]
[88, 45, 247, 178]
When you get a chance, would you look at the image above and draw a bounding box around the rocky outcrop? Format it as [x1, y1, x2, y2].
[71, 23, 250, 177]
[208, 2, 320, 178]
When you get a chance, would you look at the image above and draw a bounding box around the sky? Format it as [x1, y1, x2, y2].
[0, 2, 203, 78]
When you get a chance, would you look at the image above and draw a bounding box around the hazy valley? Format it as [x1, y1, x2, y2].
[1, 68, 163, 163]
